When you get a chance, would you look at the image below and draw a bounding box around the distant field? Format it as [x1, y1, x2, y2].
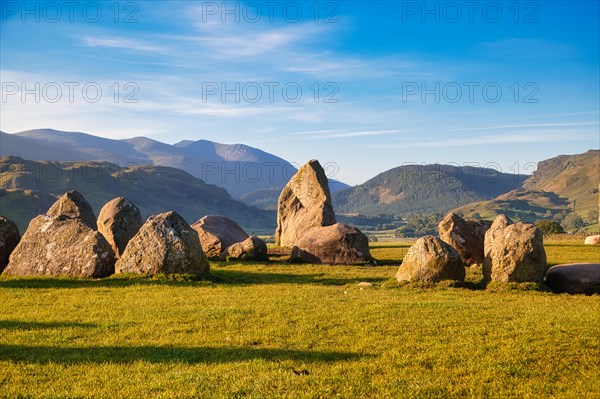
[0, 238, 598, 398]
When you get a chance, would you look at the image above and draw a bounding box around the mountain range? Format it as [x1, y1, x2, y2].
[1, 129, 597, 234]
[0, 156, 275, 234]
[0, 129, 348, 208]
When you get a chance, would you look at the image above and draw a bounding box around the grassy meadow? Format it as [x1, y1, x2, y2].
[1, 238, 599, 398]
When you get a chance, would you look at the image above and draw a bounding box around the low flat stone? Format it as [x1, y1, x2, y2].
[545, 263, 600, 294]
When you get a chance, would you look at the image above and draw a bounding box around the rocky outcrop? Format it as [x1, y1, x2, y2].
[483, 222, 547, 283]
[97, 197, 143, 258]
[275, 160, 336, 247]
[116, 211, 209, 275]
[289, 223, 372, 265]
[4, 215, 114, 277]
[438, 213, 490, 265]
[0, 216, 21, 272]
[46, 190, 97, 229]
[220, 236, 268, 261]
[545, 263, 600, 294]
[191, 215, 249, 258]
[396, 236, 465, 283]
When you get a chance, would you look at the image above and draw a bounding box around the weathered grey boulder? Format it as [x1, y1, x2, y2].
[191, 215, 249, 258]
[97, 197, 143, 258]
[5, 215, 114, 277]
[116, 211, 209, 275]
[584, 235, 600, 245]
[545, 263, 600, 294]
[47, 190, 97, 229]
[289, 223, 372, 265]
[396, 236, 465, 283]
[275, 160, 336, 247]
[0, 216, 21, 272]
[220, 236, 268, 261]
[483, 222, 547, 283]
[438, 213, 490, 265]
[484, 214, 513, 258]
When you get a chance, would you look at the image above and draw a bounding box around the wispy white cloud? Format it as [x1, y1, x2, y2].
[449, 122, 599, 132]
[291, 129, 414, 139]
[82, 37, 165, 52]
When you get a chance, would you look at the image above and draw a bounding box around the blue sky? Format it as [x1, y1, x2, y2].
[1, 0, 599, 185]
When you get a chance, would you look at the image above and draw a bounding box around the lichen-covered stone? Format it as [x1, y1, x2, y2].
[116, 211, 209, 275]
[275, 160, 336, 247]
[396, 236, 465, 283]
[191, 215, 249, 258]
[4, 215, 114, 277]
[46, 190, 98, 230]
[0, 216, 21, 272]
[220, 236, 268, 261]
[483, 222, 546, 283]
[289, 223, 372, 265]
[97, 197, 143, 258]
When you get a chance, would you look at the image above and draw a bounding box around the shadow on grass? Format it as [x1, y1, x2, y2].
[0, 344, 369, 364]
[0, 320, 97, 330]
[210, 269, 387, 286]
[0, 270, 387, 289]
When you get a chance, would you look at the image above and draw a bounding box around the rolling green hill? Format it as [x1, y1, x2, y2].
[332, 164, 527, 217]
[0, 156, 275, 234]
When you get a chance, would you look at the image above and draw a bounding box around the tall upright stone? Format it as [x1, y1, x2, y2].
[275, 160, 336, 247]
[97, 197, 143, 258]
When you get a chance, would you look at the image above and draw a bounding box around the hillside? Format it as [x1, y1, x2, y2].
[0, 156, 275, 234]
[332, 164, 527, 217]
[0, 129, 348, 207]
[454, 150, 599, 231]
[524, 149, 599, 215]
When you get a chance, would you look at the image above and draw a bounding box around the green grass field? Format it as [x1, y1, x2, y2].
[1, 239, 598, 398]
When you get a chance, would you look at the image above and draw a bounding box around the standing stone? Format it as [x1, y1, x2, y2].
[438, 213, 490, 265]
[97, 197, 143, 258]
[116, 211, 209, 275]
[484, 214, 513, 258]
[483, 222, 547, 283]
[4, 192, 114, 277]
[5, 215, 114, 278]
[289, 223, 372, 265]
[276, 160, 336, 247]
[0, 216, 21, 272]
[220, 236, 268, 261]
[47, 190, 97, 229]
[396, 235, 464, 283]
[545, 263, 600, 294]
[191, 215, 249, 258]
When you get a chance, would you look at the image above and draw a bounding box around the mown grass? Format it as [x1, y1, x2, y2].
[0, 238, 598, 398]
